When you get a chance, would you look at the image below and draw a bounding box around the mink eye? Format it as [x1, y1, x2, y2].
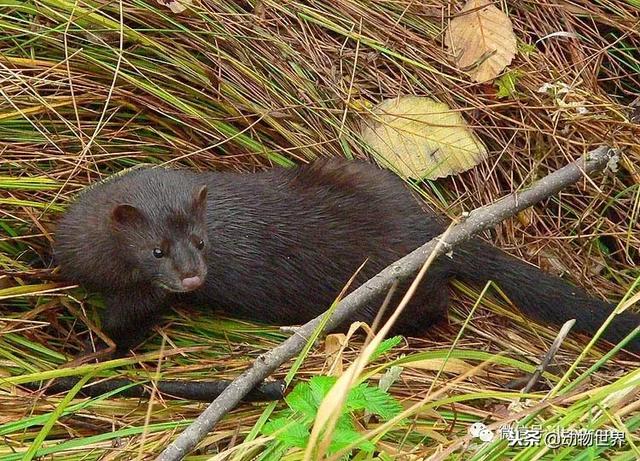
[152, 248, 164, 258]
[195, 239, 205, 250]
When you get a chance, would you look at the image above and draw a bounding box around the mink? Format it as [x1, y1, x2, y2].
[54, 159, 640, 356]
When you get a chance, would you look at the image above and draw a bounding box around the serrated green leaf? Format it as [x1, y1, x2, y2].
[336, 413, 357, 432]
[357, 385, 402, 420]
[262, 418, 310, 449]
[277, 421, 310, 448]
[284, 382, 317, 421]
[309, 375, 337, 405]
[262, 417, 289, 436]
[265, 376, 400, 457]
[345, 386, 368, 412]
[328, 428, 376, 454]
[370, 335, 402, 361]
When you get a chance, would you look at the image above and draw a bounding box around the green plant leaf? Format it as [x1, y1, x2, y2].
[336, 413, 357, 432]
[345, 385, 368, 412]
[370, 335, 403, 361]
[309, 375, 337, 405]
[284, 381, 317, 421]
[278, 422, 310, 448]
[357, 384, 403, 420]
[262, 417, 288, 436]
[328, 428, 376, 454]
[264, 376, 401, 457]
[262, 418, 310, 449]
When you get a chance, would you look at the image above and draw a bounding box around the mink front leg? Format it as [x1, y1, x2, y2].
[101, 290, 170, 357]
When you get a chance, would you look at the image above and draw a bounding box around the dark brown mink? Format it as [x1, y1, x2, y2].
[53, 159, 640, 356]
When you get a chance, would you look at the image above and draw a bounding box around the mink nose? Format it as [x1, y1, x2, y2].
[181, 275, 203, 291]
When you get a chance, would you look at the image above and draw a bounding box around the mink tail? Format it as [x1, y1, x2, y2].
[451, 238, 640, 352]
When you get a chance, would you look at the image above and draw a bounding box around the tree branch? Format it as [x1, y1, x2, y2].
[24, 377, 285, 402]
[156, 146, 617, 461]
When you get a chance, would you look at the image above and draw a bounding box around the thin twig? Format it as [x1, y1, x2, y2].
[24, 377, 286, 402]
[503, 318, 577, 392]
[156, 146, 616, 461]
[523, 319, 575, 393]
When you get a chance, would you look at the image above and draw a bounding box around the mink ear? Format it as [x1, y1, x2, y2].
[192, 185, 208, 214]
[111, 204, 145, 227]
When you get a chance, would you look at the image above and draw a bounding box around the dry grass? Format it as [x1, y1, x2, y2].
[1, 0, 639, 459]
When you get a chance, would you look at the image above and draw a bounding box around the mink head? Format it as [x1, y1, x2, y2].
[109, 184, 209, 293]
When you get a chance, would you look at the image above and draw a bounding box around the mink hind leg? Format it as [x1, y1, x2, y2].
[335, 269, 452, 338]
[387, 280, 451, 337]
[101, 291, 169, 357]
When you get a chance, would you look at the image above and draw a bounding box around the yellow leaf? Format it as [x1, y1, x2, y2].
[445, 0, 517, 83]
[361, 96, 487, 179]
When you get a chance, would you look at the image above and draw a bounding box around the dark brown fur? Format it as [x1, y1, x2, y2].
[54, 160, 640, 355]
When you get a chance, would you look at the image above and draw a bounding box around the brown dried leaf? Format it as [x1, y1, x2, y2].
[324, 333, 347, 376]
[445, 0, 517, 83]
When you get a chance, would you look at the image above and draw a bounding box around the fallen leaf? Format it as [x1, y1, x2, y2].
[445, 0, 517, 83]
[361, 96, 487, 179]
[324, 334, 347, 376]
